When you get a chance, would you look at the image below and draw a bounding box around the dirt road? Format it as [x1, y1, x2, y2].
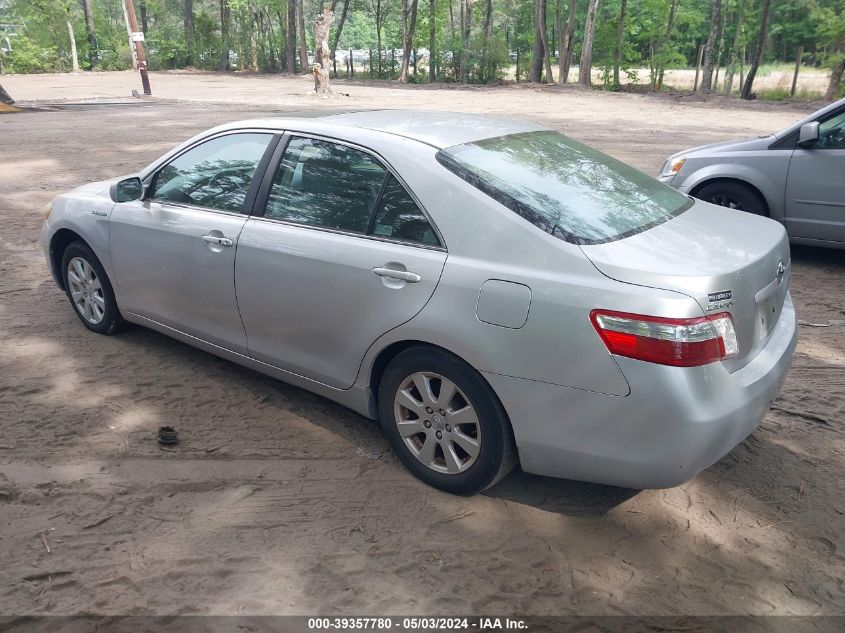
[0, 72, 843, 617]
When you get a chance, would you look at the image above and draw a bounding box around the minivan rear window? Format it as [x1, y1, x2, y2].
[436, 131, 692, 245]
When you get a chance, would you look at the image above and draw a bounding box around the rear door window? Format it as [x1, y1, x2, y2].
[371, 175, 441, 247]
[265, 136, 386, 233]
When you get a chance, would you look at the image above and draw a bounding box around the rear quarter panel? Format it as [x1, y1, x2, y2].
[355, 151, 704, 398]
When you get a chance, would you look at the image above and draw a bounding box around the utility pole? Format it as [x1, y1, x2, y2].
[123, 0, 151, 95]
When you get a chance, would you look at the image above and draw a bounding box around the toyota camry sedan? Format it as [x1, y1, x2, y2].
[41, 111, 797, 494]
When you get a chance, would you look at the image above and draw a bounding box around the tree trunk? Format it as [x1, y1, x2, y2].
[613, 0, 627, 87]
[429, 0, 437, 82]
[140, 1, 148, 35]
[559, 0, 575, 84]
[184, 0, 195, 66]
[713, 6, 726, 87]
[400, 0, 409, 79]
[825, 52, 845, 100]
[741, 0, 772, 99]
[399, 0, 419, 82]
[66, 16, 80, 72]
[312, 8, 333, 96]
[530, 0, 543, 82]
[538, 0, 553, 84]
[656, 0, 677, 91]
[578, 0, 600, 86]
[375, 0, 383, 77]
[459, 0, 471, 83]
[81, 0, 98, 68]
[555, 0, 562, 82]
[286, 0, 297, 72]
[331, 1, 351, 71]
[724, 6, 744, 94]
[298, 0, 309, 74]
[250, 8, 259, 71]
[698, 0, 722, 92]
[219, 0, 230, 70]
[481, 0, 492, 82]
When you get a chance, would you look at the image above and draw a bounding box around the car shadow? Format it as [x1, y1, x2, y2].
[790, 244, 845, 268]
[485, 468, 639, 517]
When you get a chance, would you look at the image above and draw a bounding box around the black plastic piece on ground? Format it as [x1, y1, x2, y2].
[158, 426, 178, 445]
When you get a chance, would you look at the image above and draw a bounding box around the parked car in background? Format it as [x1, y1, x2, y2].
[42, 111, 796, 494]
[659, 97, 845, 250]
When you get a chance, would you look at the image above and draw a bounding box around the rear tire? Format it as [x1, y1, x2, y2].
[695, 181, 768, 216]
[61, 241, 125, 335]
[378, 346, 516, 495]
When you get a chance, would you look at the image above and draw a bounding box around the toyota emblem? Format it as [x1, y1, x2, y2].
[776, 260, 786, 284]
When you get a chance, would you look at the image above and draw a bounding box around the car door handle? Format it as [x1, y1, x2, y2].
[372, 267, 422, 283]
[202, 234, 233, 247]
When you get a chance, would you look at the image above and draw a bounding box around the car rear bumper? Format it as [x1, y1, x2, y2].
[484, 293, 797, 489]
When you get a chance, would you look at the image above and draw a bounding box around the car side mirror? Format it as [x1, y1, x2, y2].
[110, 176, 144, 203]
[797, 121, 820, 148]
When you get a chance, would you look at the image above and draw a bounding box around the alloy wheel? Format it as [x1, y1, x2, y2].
[67, 256, 105, 325]
[393, 371, 481, 475]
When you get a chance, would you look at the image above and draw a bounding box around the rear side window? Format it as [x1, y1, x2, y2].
[266, 137, 386, 233]
[372, 175, 440, 246]
[436, 130, 692, 245]
[151, 133, 273, 213]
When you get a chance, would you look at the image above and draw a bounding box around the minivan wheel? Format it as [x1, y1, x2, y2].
[378, 347, 516, 495]
[695, 181, 768, 216]
[61, 241, 124, 335]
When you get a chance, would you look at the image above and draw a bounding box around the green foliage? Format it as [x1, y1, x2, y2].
[3, 35, 62, 73]
[147, 26, 188, 70]
[0, 0, 839, 92]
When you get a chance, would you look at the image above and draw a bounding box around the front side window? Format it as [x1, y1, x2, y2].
[814, 110, 845, 149]
[266, 137, 386, 233]
[151, 133, 273, 213]
[372, 175, 440, 246]
[436, 130, 692, 245]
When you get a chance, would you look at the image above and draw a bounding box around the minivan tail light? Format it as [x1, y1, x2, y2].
[590, 310, 738, 367]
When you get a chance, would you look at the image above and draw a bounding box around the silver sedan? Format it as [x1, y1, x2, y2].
[659, 97, 845, 249]
[41, 111, 797, 494]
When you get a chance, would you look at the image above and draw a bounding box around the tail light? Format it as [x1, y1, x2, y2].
[590, 310, 738, 367]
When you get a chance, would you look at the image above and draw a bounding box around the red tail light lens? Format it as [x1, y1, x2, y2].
[590, 310, 738, 367]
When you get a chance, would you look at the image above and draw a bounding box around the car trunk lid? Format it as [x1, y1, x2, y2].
[580, 199, 791, 372]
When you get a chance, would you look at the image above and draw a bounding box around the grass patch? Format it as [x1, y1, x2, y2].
[757, 86, 824, 101]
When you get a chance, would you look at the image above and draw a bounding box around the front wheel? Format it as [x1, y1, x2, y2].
[61, 241, 125, 335]
[695, 181, 768, 216]
[378, 347, 516, 495]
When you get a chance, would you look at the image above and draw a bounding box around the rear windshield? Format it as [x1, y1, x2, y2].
[436, 130, 692, 245]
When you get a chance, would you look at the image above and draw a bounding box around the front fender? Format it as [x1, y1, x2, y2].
[45, 189, 116, 289]
[673, 162, 786, 220]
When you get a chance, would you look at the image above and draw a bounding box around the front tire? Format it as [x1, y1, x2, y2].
[61, 241, 124, 335]
[378, 347, 516, 495]
[695, 181, 768, 216]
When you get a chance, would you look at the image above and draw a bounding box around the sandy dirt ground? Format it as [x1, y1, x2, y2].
[0, 71, 843, 617]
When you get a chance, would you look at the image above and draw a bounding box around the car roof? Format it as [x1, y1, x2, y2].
[216, 109, 548, 149]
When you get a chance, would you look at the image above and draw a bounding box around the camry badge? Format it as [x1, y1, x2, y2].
[707, 290, 733, 311]
[776, 260, 786, 284]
